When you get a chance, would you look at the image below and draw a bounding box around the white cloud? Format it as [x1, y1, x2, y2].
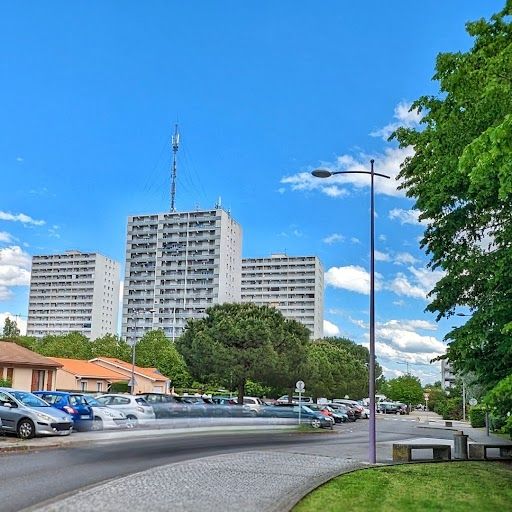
[379, 234, 387, 242]
[388, 266, 445, 300]
[388, 208, 422, 225]
[375, 250, 391, 262]
[323, 320, 340, 337]
[0, 232, 14, 244]
[0, 246, 32, 289]
[281, 146, 414, 199]
[322, 233, 345, 245]
[0, 286, 12, 301]
[118, 281, 124, 304]
[351, 237, 361, 244]
[370, 101, 422, 140]
[0, 211, 45, 226]
[393, 299, 405, 307]
[393, 252, 419, 265]
[388, 273, 427, 299]
[0, 312, 27, 335]
[325, 265, 383, 295]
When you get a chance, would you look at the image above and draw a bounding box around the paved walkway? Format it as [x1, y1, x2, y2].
[7, 414, 511, 512]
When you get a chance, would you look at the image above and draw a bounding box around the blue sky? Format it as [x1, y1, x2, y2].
[0, 1, 503, 383]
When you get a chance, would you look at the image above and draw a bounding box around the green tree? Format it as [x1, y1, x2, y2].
[177, 303, 305, 404]
[90, 334, 132, 362]
[306, 340, 368, 399]
[136, 329, 191, 387]
[382, 375, 423, 406]
[37, 332, 93, 359]
[392, 3, 512, 389]
[2, 317, 20, 338]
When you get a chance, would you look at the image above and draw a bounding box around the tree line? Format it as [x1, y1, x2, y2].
[2, 304, 382, 403]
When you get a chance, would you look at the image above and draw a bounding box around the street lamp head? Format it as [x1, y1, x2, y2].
[311, 169, 332, 178]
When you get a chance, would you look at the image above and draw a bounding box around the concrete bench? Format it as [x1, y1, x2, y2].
[393, 443, 451, 462]
[468, 443, 512, 460]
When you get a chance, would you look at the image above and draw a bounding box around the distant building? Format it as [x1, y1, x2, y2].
[241, 254, 324, 339]
[121, 208, 242, 343]
[27, 250, 120, 339]
[441, 360, 456, 390]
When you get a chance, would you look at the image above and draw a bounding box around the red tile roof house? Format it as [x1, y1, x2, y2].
[89, 357, 170, 394]
[49, 357, 128, 393]
[0, 341, 62, 391]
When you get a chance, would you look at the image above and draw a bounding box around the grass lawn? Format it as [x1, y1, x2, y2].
[294, 462, 512, 512]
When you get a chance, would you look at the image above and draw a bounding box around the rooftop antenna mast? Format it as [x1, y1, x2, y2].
[170, 124, 180, 212]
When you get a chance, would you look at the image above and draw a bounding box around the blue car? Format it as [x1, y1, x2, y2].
[34, 391, 93, 431]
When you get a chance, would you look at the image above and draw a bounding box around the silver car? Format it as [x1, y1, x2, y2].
[0, 388, 73, 439]
[82, 394, 130, 430]
[96, 394, 155, 426]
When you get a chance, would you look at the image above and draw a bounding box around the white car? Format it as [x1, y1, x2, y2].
[84, 395, 130, 430]
[96, 394, 155, 426]
[242, 396, 264, 416]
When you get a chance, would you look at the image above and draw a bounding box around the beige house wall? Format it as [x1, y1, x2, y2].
[54, 369, 119, 393]
[91, 360, 167, 394]
[0, 367, 57, 392]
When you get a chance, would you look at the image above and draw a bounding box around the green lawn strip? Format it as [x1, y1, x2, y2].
[294, 462, 512, 512]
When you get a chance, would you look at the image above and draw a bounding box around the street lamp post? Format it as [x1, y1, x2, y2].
[312, 160, 390, 464]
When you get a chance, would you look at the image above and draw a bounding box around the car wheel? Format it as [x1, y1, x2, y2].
[17, 418, 35, 439]
[311, 418, 321, 429]
[91, 417, 103, 431]
[126, 415, 138, 428]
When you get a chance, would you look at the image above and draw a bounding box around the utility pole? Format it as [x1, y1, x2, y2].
[170, 124, 180, 212]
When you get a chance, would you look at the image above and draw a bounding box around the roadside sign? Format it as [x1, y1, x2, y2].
[469, 398, 477, 406]
[423, 393, 430, 401]
[295, 380, 305, 392]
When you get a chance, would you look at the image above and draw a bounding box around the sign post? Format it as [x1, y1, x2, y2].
[295, 380, 305, 425]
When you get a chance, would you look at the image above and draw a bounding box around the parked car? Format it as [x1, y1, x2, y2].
[266, 403, 334, 429]
[0, 388, 73, 439]
[327, 402, 357, 422]
[33, 391, 94, 431]
[137, 393, 187, 419]
[242, 396, 264, 416]
[377, 402, 405, 414]
[333, 399, 363, 419]
[211, 396, 248, 417]
[276, 395, 313, 405]
[309, 404, 347, 423]
[96, 394, 155, 426]
[82, 395, 129, 430]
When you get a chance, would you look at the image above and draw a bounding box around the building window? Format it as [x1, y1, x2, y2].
[80, 381, 87, 392]
[96, 382, 102, 392]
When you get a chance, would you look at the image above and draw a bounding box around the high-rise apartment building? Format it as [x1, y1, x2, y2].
[121, 208, 242, 343]
[241, 254, 324, 339]
[27, 250, 120, 339]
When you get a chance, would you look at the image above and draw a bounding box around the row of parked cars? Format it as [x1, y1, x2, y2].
[0, 387, 373, 439]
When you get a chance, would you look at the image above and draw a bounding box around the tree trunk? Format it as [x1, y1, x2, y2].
[288, 387, 294, 404]
[237, 380, 245, 406]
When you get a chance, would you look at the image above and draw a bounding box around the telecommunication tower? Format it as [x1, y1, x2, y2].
[170, 124, 180, 212]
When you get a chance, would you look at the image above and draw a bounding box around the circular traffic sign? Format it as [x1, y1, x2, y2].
[295, 380, 305, 392]
[469, 398, 477, 406]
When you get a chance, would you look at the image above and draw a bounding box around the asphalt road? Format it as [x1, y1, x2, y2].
[1, 417, 454, 512]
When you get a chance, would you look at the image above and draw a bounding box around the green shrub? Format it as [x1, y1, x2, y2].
[110, 381, 129, 393]
[0, 378, 12, 387]
[437, 397, 463, 420]
[470, 406, 487, 428]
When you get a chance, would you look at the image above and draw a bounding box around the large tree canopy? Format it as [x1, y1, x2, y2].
[393, 2, 512, 389]
[176, 303, 310, 404]
[382, 375, 424, 406]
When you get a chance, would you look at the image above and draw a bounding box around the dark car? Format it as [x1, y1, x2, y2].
[378, 402, 404, 414]
[137, 393, 187, 419]
[328, 402, 357, 422]
[34, 391, 93, 431]
[264, 404, 334, 429]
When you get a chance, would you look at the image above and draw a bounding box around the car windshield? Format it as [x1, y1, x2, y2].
[135, 398, 149, 406]
[84, 396, 101, 406]
[10, 391, 51, 407]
